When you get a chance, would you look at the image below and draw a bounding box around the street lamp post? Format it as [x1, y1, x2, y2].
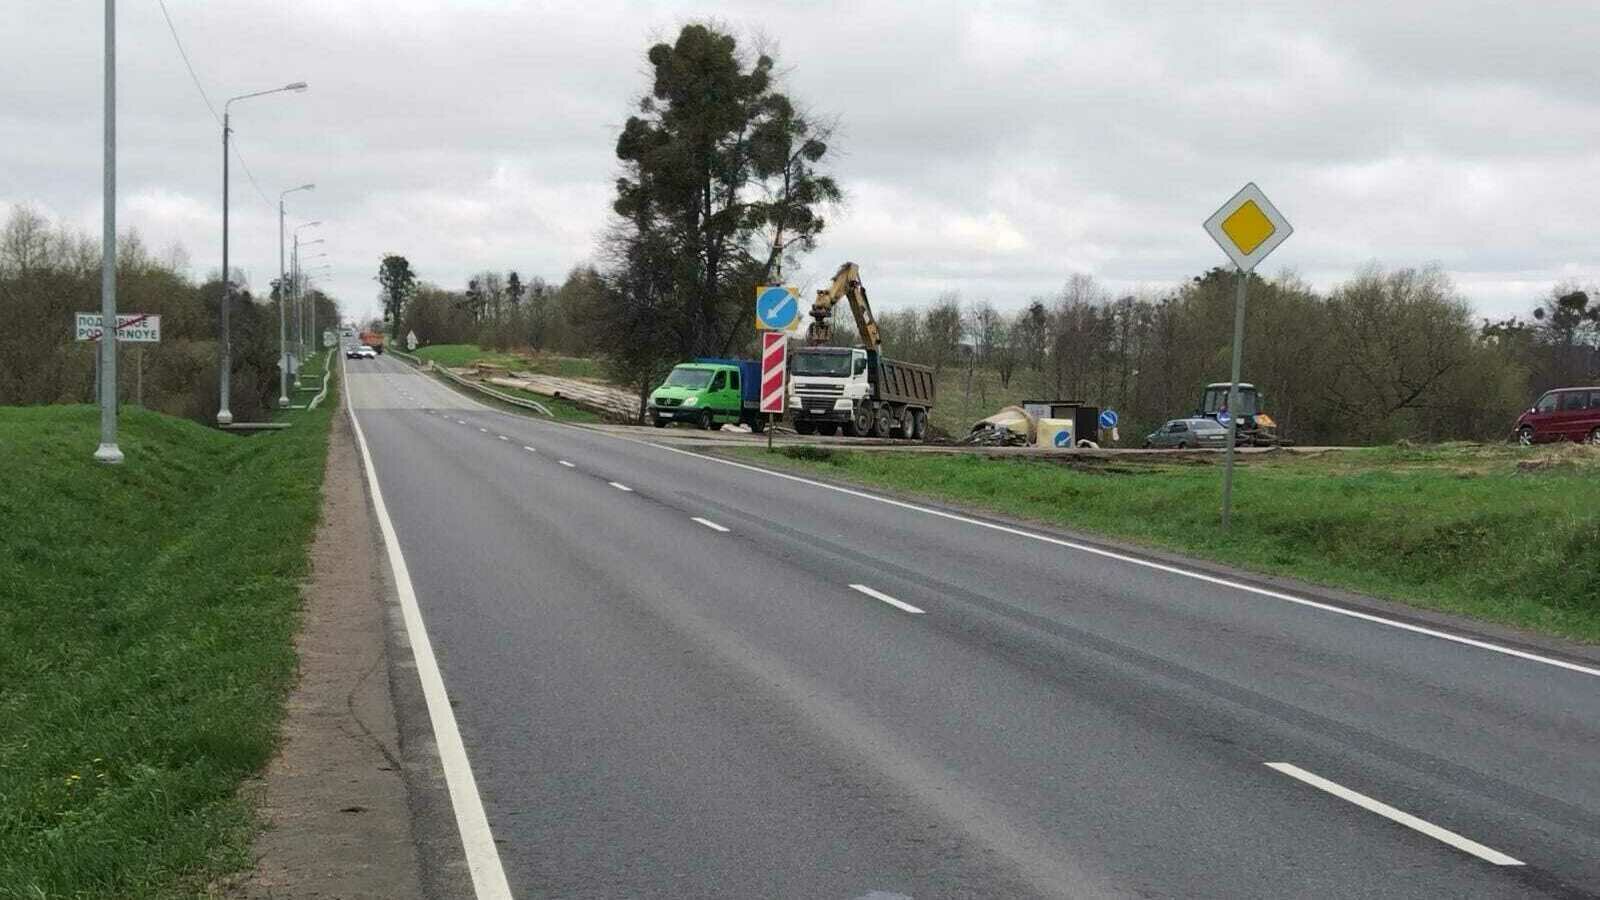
[94, 0, 123, 463]
[291, 224, 321, 372]
[217, 80, 306, 426]
[277, 184, 314, 407]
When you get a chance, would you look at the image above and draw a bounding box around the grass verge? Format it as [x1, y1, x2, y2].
[0, 389, 336, 896]
[413, 343, 603, 379]
[730, 443, 1600, 643]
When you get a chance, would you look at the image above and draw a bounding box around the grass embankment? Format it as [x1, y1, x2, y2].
[413, 343, 603, 379]
[734, 443, 1600, 642]
[0, 394, 335, 896]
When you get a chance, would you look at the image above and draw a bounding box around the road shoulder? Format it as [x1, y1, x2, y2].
[235, 396, 426, 899]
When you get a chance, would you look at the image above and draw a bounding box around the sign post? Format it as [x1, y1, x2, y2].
[760, 332, 787, 452]
[1203, 182, 1292, 529]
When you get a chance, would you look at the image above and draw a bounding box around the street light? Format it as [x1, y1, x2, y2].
[95, 0, 122, 462]
[217, 80, 307, 426]
[303, 258, 331, 360]
[277, 183, 314, 407]
[291, 223, 321, 365]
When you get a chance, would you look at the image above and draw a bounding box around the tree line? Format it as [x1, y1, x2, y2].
[1, 206, 338, 422]
[377, 20, 1596, 443]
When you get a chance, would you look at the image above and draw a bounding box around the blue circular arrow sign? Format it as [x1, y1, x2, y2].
[1053, 429, 1073, 448]
[1216, 409, 1232, 427]
[756, 286, 799, 330]
[1099, 409, 1119, 429]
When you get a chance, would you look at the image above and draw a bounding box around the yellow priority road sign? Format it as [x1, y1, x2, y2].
[1203, 182, 1292, 272]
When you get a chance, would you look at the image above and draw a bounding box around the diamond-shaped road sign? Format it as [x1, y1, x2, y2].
[1203, 183, 1292, 272]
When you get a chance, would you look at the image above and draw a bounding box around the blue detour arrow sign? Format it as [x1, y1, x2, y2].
[755, 285, 800, 331]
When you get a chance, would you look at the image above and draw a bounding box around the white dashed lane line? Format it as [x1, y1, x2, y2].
[558, 460, 575, 468]
[849, 584, 925, 615]
[608, 482, 633, 492]
[691, 517, 729, 533]
[522, 446, 537, 453]
[1264, 763, 1524, 866]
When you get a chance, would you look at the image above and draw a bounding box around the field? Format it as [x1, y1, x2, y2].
[733, 442, 1600, 643]
[413, 343, 604, 380]
[0, 396, 334, 896]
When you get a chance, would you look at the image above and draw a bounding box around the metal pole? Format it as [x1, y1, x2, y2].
[292, 235, 300, 379]
[94, 0, 123, 463]
[1220, 268, 1247, 529]
[217, 108, 233, 425]
[277, 199, 289, 407]
[136, 347, 143, 407]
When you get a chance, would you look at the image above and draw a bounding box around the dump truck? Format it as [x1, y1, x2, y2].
[1196, 382, 1283, 446]
[358, 330, 386, 354]
[647, 358, 767, 432]
[787, 263, 935, 439]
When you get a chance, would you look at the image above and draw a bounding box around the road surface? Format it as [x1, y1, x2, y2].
[347, 354, 1600, 899]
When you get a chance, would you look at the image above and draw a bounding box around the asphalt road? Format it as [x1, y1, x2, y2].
[348, 354, 1600, 899]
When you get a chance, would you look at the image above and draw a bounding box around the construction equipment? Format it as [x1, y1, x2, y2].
[1196, 382, 1285, 446]
[789, 263, 934, 439]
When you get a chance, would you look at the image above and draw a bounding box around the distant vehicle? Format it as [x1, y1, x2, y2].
[346, 345, 377, 360]
[788, 262, 934, 439]
[647, 359, 766, 431]
[1144, 417, 1228, 449]
[358, 330, 385, 354]
[1195, 382, 1282, 446]
[1514, 386, 1600, 445]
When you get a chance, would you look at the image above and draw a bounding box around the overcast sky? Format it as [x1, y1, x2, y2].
[7, 1, 1597, 324]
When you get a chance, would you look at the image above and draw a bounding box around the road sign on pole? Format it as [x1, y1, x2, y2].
[755, 285, 801, 332]
[405, 330, 418, 351]
[76, 312, 161, 342]
[1203, 183, 1291, 530]
[760, 332, 787, 415]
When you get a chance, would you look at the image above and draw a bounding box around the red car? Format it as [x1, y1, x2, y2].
[1513, 386, 1600, 445]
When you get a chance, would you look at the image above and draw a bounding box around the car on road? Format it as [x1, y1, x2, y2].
[346, 345, 377, 360]
[1144, 417, 1228, 449]
[1513, 386, 1600, 445]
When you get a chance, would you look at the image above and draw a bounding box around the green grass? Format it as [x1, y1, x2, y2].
[732, 443, 1600, 642]
[0, 391, 336, 896]
[413, 344, 603, 379]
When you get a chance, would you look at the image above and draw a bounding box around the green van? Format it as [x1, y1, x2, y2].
[647, 359, 765, 432]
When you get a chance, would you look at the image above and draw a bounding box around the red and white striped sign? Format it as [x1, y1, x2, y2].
[760, 331, 787, 414]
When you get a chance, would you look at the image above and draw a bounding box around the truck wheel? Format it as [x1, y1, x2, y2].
[912, 409, 928, 441]
[847, 404, 872, 437]
[817, 424, 838, 436]
[795, 421, 816, 435]
[700, 411, 715, 431]
[871, 405, 892, 439]
[889, 408, 908, 439]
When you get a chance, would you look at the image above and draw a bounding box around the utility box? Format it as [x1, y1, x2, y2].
[1024, 400, 1081, 421]
[1036, 417, 1075, 450]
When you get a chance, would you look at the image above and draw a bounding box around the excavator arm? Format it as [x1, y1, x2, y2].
[806, 262, 882, 352]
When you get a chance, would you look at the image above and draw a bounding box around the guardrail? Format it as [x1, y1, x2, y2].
[308, 349, 334, 410]
[391, 350, 553, 417]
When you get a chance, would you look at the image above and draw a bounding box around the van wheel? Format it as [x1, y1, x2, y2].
[1518, 426, 1534, 446]
[652, 417, 667, 428]
[1176, 441, 1188, 449]
[700, 411, 715, 430]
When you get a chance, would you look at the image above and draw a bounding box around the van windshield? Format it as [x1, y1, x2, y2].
[1202, 386, 1259, 416]
[792, 352, 853, 377]
[664, 367, 714, 389]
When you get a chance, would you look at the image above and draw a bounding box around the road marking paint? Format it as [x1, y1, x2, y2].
[608, 481, 633, 492]
[522, 446, 537, 453]
[1264, 763, 1523, 866]
[342, 358, 514, 900]
[559, 460, 575, 468]
[478, 427, 488, 433]
[691, 517, 729, 533]
[850, 583, 925, 615]
[639, 441, 1600, 681]
[497, 435, 509, 441]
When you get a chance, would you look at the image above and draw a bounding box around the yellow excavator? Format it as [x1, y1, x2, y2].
[788, 262, 935, 439]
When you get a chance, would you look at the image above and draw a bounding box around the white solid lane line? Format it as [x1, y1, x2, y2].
[608, 482, 633, 492]
[559, 460, 575, 468]
[1264, 763, 1523, 866]
[692, 517, 730, 533]
[849, 584, 925, 615]
[638, 440, 1600, 681]
[523, 446, 537, 453]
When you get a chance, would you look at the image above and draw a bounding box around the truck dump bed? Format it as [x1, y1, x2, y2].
[878, 358, 935, 407]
